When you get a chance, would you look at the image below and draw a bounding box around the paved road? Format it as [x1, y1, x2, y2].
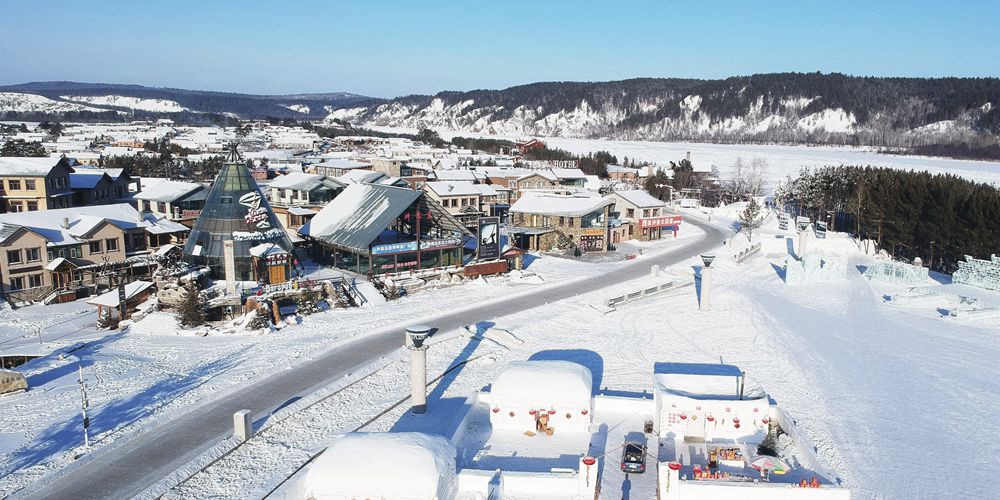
[23, 218, 726, 500]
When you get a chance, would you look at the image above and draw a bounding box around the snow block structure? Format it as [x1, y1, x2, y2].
[863, 259, 929, 286]
[183, 149, 293, 281]
[303, 432, 457, 500]
[0, 369, 28, 395]
[953, 254, 1000, 292]
[489, 360, 593, 433]
[784, 253, 846, 284]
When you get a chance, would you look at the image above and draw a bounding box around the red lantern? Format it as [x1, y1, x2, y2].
[667, 461, 682, 471]
[492, 407, 500, 413]
[529, 409, 537, 415]
[548, 410, 556, 415]
[734, 422, 741, 429]
[707, 415, 715, 422]
[733, 417, 740, 425]
[762, 417, 770, 425]
[583, 456, 597, 466]
[679, 413, 688, 420]
[581, 409, 589, 415]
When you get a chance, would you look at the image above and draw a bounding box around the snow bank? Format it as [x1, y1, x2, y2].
[489, 361, 593, 432]
[303, 432, 457, 500]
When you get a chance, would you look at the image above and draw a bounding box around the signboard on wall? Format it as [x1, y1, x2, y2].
[638, 215, 683, 229]
[371, 238, 461, 256]
[581, 228, 605, 236]
[477, 216, 500, 261]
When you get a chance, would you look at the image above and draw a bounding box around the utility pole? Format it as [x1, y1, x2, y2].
[78, 365, 91, 449]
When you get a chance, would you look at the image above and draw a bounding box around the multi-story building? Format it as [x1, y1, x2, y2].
[0, 157, 75, 213]
[69, 166, 140, 206]
[268, 172, 345, 229]
[508, 192, 614, 252]
[309, 159, 372, 178]
[0, 203, 188, 302]
[423, 181, 498, 227]
[133, 179, 208, 222]
[607, 189, 680, 241]
[511, 168, 588, 202]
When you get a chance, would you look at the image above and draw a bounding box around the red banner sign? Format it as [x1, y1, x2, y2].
[639, 215, 682, 229]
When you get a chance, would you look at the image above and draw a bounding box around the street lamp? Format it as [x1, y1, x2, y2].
[699, 254, 715, 311]
[406, 325, 433, 414]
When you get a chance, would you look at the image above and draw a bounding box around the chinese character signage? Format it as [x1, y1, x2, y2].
[371, 238, 461, 256]
[477, 216, 500, 261]
[239, 191, 272, 230]
[638, 215, 682, 229]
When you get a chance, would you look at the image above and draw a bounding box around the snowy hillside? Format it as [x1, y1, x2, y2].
[329, 74, 1000, 147]
[0, 92, 108, 113]
[60, 95, 189, 112]
[280, 104, 311, 114]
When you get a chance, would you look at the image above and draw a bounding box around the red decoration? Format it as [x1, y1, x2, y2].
[529, 409, 537, 415]
[733, 417, 740, 424]
[667, 461, 682, 471]
[583, 456, 597, 466]
[492, 407, 499, 413]
[404, 212, 411, 221]
[761, 417, 770, 425]
[734, 422, 741, 429]
[707, 415, 715, 422]
[679, 413, 688, 420]
[581, 409, 589, 415]
[548, 410, 556, 415]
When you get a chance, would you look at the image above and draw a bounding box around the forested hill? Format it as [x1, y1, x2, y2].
[330, 73, 1000, 149]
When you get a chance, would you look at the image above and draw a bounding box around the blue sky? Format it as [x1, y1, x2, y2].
[0, 0, 997, 98]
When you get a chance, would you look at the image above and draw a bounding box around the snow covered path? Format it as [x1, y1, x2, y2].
[20, 219, 725, 499]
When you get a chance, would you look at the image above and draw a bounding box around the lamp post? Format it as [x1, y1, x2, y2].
[406, 325, 432, 415]
[700, 254, 715, 311]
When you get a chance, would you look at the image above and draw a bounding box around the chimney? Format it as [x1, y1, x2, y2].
[61, 217, 70, 229]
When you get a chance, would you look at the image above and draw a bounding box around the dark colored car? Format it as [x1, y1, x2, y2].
[621, 441, 647, 473]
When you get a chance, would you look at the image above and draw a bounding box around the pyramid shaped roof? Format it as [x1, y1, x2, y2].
[183, 155, 293, 276]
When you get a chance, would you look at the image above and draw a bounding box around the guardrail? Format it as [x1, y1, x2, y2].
[734, 242, 762, 263]
[606, 280, 681, 308]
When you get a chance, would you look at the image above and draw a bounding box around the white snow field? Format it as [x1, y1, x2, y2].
[371, 126, 1000, 187]
[60, 95, 189, 113]
[0, 230, 702, 497]
[159, 212, 998, 500]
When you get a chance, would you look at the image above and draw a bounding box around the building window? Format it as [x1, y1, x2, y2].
[157, 202, 167, 213]
[89, 240, 103, 254]
[26, 201, 38, 211]
[627, 208, 635, 218]
[6, 249, 21, 264]
[26, 247, 40, 262]
[10, 277, 24, 291]
[69, 246, 81, 258]
[25, 180, 35, 190]
[8, 180, 21, 190]
[105, 238, 119, 252]
[10, 202, 23, 213]
[568, 218, 574, 227]
[28, 274, 42, 288]
[559, 216, 565, 226]
[278, 189, 286, 198]
[56, 177, 66, 188]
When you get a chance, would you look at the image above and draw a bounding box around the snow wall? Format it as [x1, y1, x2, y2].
[489, 360, 593, 433]
[303, 432, 457, 500]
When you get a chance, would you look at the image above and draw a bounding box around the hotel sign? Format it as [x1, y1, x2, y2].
[371, 238, 461, 256]
[581, 228, 605, 236]
[639, 215, 682, 229]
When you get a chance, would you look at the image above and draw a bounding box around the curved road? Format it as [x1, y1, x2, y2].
[24, 218, 725, 500]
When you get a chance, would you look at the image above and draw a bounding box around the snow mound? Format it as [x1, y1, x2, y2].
[60, 95, 188, 112]
[304, 432, 457, 500]
[491, 360, 592, 410]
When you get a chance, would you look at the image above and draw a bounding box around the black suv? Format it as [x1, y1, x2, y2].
[620, 441, 647, 473]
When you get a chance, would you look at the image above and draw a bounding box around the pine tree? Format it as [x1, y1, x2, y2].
[739, 198, 766, 243]
[176, 282, 206, 327]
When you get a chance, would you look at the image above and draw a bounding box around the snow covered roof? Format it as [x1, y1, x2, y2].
[304, 432, 457, 500]
[0, 157, 67, 177]
[249, 242, 289, 257]
[424, 181, 497, 197]
[133, 180, 204, 202]
[611, 189, 667, 208]
[86, 280, 154, 307]
[491, 360, 593, 409]
[288, 205, 317, 216]
[313, 159, 371, 170]
[509, 191, 613, 217]
[69, 171, 110, 189]
[653, 362, 766, 401]
[336, 169, 387, 184]
[0, 203, 185, 246]
[269, 172, 343, 191]
[430, 169, 477, 182]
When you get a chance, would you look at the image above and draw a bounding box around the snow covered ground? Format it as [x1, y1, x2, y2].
[372, 126, 1000, 188]
[160, 210, 1000, 499]
[0, 230, 701, 497]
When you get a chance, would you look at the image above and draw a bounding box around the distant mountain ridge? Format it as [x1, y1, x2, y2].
[0, 81, 370, 119]
[330, 73, 1000, 148]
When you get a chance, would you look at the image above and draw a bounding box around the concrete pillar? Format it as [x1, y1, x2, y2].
[798, 229, 808, 258]
[659, 461, 681, 500]
[700, 266, 712, 311]
[233, 409, 252, 442]
[406, 325, 432, 415]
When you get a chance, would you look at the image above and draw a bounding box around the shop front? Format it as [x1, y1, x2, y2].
[371, 238, 463, 275]
[638, 215, 683, 240]
[578, 228, 606, 252]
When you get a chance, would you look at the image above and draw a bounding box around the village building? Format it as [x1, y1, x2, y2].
[308, 159, 372, 177]
[607, 189, 681, 241]
[605, 164, 641, 182]
[86, 279, 154, 321]
[422, 181, 499, 227]
[0, 157, 75, 212]
[511, 168, 588, 202]
[183, 152, 295, 283]
[0, 203, 187, 302]
[370, 157, 430, 188]
[133, 179, 208, 222]
[300, 183, 471, 276]
[267, 172, 344, 229]
[69, 166, 139, 206]
[508, 191, 614, 252]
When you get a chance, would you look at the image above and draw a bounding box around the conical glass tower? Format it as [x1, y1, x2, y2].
[183, 145, 294, 280]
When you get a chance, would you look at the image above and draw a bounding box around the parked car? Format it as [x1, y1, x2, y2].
[621, 441, 647, 473]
